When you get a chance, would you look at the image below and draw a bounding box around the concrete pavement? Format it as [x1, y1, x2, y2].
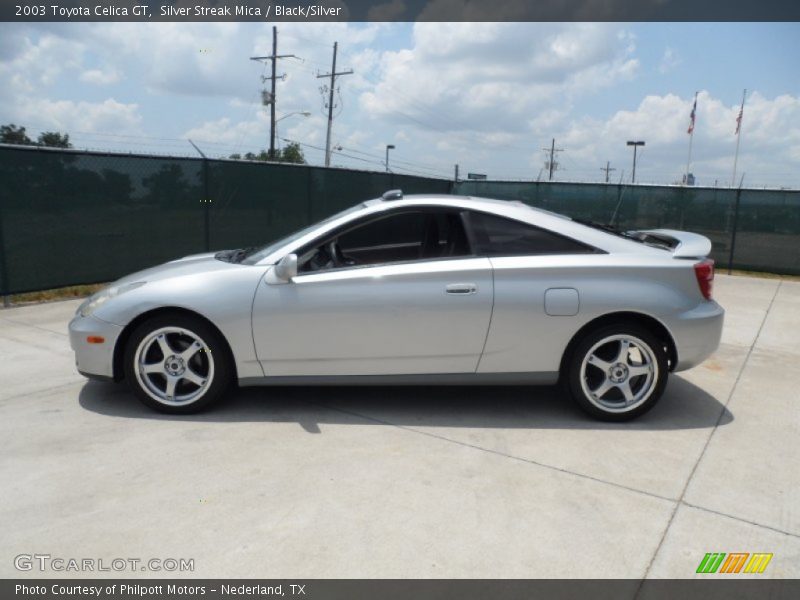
[0, 274, 798, 578]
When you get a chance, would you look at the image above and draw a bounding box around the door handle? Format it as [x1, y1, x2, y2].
[446, 283, 477, 295]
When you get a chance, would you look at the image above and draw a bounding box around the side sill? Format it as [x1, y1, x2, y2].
[238, 372, 560, 387]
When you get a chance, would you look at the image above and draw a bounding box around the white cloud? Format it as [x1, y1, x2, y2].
[558, 91, 800, 186]
[1, 22, 797, 187]
[360, 23, 638, 138]
[659, 47, 681, 73]
[79, 68, 121, 85]
[15, 98, 142, 134]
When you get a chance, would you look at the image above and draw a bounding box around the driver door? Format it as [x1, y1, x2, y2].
[251, 208, 494, 377]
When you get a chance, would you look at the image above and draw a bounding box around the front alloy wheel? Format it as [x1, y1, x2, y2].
[134, 327, 215, 406]
[566, 324, 668, 421]
[124, 314, 231, 413]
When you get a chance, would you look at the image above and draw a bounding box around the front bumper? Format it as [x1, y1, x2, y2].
[663, 300, 725, 371]
[68, 313, 124, 380]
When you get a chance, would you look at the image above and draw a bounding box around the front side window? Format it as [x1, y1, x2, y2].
[299, 209, 471, 273]
[468, 211, 595, 256]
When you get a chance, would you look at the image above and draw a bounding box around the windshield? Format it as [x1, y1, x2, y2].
[238, 204, 365, 265]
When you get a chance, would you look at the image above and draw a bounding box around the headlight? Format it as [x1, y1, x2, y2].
[78, 282, 146, 317]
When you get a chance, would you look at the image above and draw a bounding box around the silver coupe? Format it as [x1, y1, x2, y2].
[69, 191, 724, 420]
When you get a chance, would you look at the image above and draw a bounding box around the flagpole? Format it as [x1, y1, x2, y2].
[732, 88, 746, 187]
[685, 91, 697, 185]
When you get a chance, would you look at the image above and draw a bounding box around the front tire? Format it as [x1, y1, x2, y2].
[564, 323, 668, 421]
[123, 314, 232, 414]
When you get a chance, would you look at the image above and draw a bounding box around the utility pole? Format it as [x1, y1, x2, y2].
[601, 161, 616, 183]
[454, 164, 459, 183]
[543, 138, 563, 181]
[317, 42, 353, 168]
[250, 26, 295, 159]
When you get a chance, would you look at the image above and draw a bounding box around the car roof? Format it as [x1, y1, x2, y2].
[373, 193, 570, 216]
[257, 193, 665, 264]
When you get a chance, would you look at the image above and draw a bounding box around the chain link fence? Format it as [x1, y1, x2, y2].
[1, 144, 798, 297]
[0, 145, 451, 295]
[454, 180, 800, 275]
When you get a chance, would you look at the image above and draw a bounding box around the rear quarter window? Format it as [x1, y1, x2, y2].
[468, 211, 597, 256]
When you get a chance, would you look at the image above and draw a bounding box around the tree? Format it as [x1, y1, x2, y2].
[1, 124, 73, 148]
[37, 131, 72, 148]
[230, 143, 305, 164]
[280, 142, 306, 164]
[0, 124, 34, 145]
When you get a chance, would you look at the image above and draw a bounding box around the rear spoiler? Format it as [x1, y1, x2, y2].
[626, 228, 712, 259]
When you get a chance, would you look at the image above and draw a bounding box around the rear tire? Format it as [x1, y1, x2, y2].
[564, 323, 668, 421]
[123, 313, 232, 414]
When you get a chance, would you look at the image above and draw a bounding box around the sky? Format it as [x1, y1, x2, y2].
[0, 22, 798, 188]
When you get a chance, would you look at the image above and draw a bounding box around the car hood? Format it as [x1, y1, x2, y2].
[113, 252, 244, 286]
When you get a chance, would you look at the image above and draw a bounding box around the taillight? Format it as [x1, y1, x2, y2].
[694, 258, 714, 300]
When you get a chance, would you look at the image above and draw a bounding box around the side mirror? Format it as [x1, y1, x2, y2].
[273, 253, 298, 282]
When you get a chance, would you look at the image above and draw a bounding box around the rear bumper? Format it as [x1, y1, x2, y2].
[68, 313, 124, 379]
[664, 300, 725, 371]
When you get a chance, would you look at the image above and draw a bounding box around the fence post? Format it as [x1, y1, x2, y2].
[203, 158, 210, 252]
[306, 167, 313, 224]
[610, 182, 624, 229]
[0, 198, 10, 308]
[727, 187, 742, 275]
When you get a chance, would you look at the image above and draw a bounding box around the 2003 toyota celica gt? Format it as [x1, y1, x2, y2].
[69, 191, 724, 421]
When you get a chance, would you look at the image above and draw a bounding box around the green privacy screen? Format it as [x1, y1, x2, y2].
[0, 145, 451, 294]
[1, 144, 798, 294]
[455, 180, 800, 276]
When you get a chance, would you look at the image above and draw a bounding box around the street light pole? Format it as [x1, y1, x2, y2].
[626, 140, 645, 183]
[385, 144, 395, 172]
[274, 111, 311, 147]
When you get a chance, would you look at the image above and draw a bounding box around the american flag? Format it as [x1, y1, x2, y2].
[687, 93, 697, 134]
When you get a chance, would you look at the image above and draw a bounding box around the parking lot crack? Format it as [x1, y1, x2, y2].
[635, 279, 783, 587]
[681, 500, 800, 539]
[0, 315, 68, 337]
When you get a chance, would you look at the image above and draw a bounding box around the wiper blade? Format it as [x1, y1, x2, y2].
[214, 247, 257, 263]
[214, 249, 236, 262]
[230, 246, 260, 263]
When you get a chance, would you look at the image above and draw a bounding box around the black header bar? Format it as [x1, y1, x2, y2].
[3, 0, 800, 22]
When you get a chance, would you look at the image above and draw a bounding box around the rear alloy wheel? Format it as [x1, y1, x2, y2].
[566, 324, 668, 421]
[124, 315, 231, 414]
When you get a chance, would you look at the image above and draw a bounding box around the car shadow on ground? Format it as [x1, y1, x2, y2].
[78, 373, 732, 433]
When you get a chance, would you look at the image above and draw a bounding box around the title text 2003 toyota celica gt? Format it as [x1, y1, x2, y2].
[69, 191, 724, 421]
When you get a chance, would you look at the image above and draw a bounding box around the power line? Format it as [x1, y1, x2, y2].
[333, 144, 454, 177]
[282, 137, 450, 179]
